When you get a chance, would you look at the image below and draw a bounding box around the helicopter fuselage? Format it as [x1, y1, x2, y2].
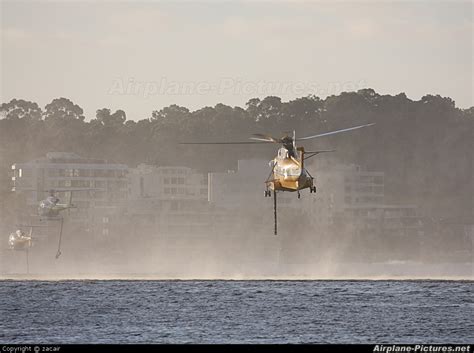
[8, 231, 32, 251]
[267, 146, 314, 192]
[38, 196, 74, 218]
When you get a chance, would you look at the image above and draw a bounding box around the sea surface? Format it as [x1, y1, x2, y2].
[0, 280, 472, 344]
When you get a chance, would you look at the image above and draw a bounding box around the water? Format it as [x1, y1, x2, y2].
[1, 280, 472, 343]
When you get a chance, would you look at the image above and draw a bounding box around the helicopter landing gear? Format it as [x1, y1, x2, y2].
[264, 190, 272, 197]
[297, 191, 301, 199]
[309, 186, 317, 194]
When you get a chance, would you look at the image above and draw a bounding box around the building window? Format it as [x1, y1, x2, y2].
[71, 180, 90, 188]
[79, 169, 90, 177]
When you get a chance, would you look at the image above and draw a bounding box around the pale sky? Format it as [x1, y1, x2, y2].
[1, 0, 472, 120]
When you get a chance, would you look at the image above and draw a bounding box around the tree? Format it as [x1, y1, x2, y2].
[151, 104, 190, 122]
[0, 90, 472, 222]
[95, 108, 126, 127]
[0, 99, 42, 120]
[44, 97, 85, 121]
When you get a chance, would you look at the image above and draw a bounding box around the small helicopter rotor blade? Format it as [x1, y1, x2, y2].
[15, 224, 50, 228]
[298, 123, 375, 141]
[37, 188, 102, 196]
[45, 188, 102, 192]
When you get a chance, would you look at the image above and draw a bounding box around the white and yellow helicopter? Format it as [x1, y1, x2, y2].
[182, 122, 375, 234]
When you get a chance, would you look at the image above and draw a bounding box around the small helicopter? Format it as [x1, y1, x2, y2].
[36, 188, 99, 258]
[8, 224, 49, 273]
[13, 187, 99, 258]
[8, 227, 34, 251]
[38, 188, 90, 219]
[8, 218, 64, 259]
[13, 187, 96, 219]
[181, 122, 375, 234]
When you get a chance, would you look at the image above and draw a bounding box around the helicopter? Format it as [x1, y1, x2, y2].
[14, 187, 99, 258]
[38, 188, 80, 219]
[17, 187, 100, 220]
[181, 122, 375, 234]
[8, 227, 34, 251]
[8, 220, 64, 259]
[12, 187, 98, 219]
[36, 188, 100, 257]
[8, 224, 49, 273]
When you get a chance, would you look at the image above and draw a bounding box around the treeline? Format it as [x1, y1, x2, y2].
[0, 89, 472, 221]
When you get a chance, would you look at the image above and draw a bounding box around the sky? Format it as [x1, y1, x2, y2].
[1, 0, 472, 120]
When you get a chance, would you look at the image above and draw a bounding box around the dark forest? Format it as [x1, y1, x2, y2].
[1, 88, 472, 225]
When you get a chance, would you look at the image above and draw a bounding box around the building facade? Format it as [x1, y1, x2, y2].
[128, 164, 210, 234]
[11, 152, 128, 220]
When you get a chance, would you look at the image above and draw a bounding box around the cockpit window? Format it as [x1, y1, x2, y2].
[278, 148, 289, 159]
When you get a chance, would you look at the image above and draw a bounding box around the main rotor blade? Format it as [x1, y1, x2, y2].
[248, 137, 280, 143]
[250, 134, 281, 143]
[179, 141, 272, 145]
[42, 188, 102, 192]
[298, 123, 375, 141]
[304, 150, 336, 154]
